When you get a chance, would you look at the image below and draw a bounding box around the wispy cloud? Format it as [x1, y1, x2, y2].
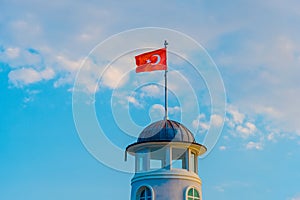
[140, 84, 163, 98]
[5, 47, 20, 59]
[236, 122, 257, 139]
[127, 96, 143, 109]
[192, 114, 209, 133]
[214, 180, 251, 193]
[8, 67, 55, 87]
[221, 105, 258, 140]
[191, 102, 298, 151]
[219, 146, 227, 151]
[289, 194, 300, 200]
[245, 141, 263, 150]
[22, 89, 40, 106]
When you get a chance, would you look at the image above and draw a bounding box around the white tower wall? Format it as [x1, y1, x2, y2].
[131, 169, 202, 200]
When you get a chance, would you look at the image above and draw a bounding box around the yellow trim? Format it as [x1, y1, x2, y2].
[127, 142, 206, 156]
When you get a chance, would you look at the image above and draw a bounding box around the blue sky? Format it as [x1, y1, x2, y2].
[1, 0, 300, 200]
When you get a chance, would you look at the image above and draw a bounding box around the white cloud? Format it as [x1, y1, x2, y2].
[40, 68, 55, 80]
[56, 55, 82, 72]
[245, 141, 263, 150]
[53, 55, 85, 88]
[225, 104, 258, 139]
[214, 181, 250, 193]
[267, 132, 276, 142]
[289, 194, 300, 200]
[236, 122, 257, 139]
[265, 126, 286, 142]
[226, 117, 236, 129]
[192, 114, 209, 132]
[168, 106, 181, 115]
[8, 67, 55, 87]
[195, 122, 209, 131]
[192, 114, 224, 134]
[253, 105, 282, 119]
[141, 84, 163, 98]
[227, 105, 245, 124]
[149, 104, 165, 121]
[0, 46, 42, 69]
[219, 146, 227, 151]
[5, 47, 20, 59]
[192, 114, 205, 128]
[97, 55, 133, 90]
[236, 125, 254, 138]
[127, 96, 143, 108]
[148, 104, 181, 121]
[215, 185, 225, 192]
[246, 122, 256, 132]
[211, 114, 224, 127]
[101, 67, 127, 89]
[23, 97, 33, 103]
[66, 55, 130, 94]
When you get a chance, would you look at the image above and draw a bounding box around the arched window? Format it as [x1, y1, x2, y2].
[137, 186, 152, 200]
[186, 187, 200, 200]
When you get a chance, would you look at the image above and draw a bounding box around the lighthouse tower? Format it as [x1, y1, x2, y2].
[126, 119, 206, 200]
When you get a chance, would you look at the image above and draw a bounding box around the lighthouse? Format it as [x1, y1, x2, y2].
[126, 119, 207, 200]
[127, 41, 207, 199]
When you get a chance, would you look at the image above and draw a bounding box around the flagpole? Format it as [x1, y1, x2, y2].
[164, 40, 168, 121]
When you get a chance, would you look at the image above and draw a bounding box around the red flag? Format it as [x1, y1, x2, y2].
[135, 48, 167, 73]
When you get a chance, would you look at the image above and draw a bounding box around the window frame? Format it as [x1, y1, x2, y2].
[171, 147, 188, 170]
[188, 150, 198, 173]
[185, 186, 200, 200]
[136, 185, 154, 200]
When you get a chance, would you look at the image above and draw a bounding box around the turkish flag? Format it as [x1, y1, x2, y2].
[135, 48, 167, 73]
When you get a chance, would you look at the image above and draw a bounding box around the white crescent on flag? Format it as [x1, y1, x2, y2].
[151, 54, 161, 65]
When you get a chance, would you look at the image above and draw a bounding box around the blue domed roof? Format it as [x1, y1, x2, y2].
[137, 120, 195, 143]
